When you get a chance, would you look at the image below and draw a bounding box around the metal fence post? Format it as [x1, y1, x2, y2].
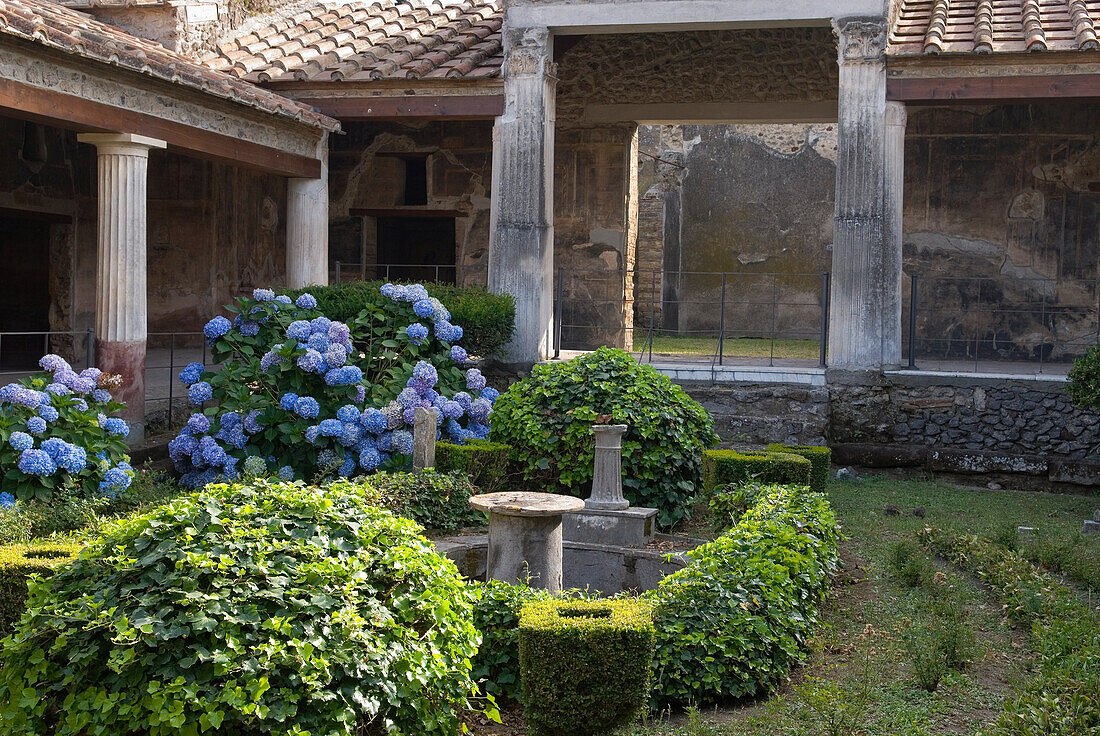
[908, 273, 918, 369]
[819, 272, 829, 368]
[648, 270, 656, 363]
[167, 334, 175, 428]
[554, 266, 564, 359]
[86, 328, 96, 369]
[718, 274, 727, 366]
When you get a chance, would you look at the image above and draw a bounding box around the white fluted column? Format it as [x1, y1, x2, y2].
[828, 18, 899, 371]
[884, 101, 907, 367]
[488, 27, 556, 366]
[287, 134, 329, 288]
[79, 133, 166, 443]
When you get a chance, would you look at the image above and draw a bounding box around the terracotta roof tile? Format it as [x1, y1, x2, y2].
[890, 0, 1100, 55]
[0, 0, 339, 129]
[206, 0, 502, 83]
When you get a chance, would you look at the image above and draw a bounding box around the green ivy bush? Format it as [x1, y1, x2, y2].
[436, 439, 513, 494]
[470, 580, 555, 703]
[647, 483, 841, 707]
[0, 479, 483, 736]
[285, 281, 516, 359]
[353, 469, 484, 531]
[519, 599, 655, 736]
[701, 449, 811, 498]
[921, 527, 1100, 734]
[764, 443, 831, 493]
[1067, 343, 1100, 410]
[490, 348, 718, 527]
[0, 543, 80, 635]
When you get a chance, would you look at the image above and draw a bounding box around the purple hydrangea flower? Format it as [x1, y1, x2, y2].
[411, 361, 438, 387]
[305, 425, 321, 444]
[360, 408, 388, 435]
[405, 284, 430, 303]
[320, 419, 344, 437]
[397, 388, 420, 408]
[453, 392, 473, 409]
[380, 283, 396, 298]
[375, 432, 394, 452]
[26, 417, 47, 435]
[468, 398, 492, 423]
[187, 414, 211, 434]
[297, 349, 326, 374]
[287, 320, 312, 341]
[37, 405, 59, 422]
[39, 354, 70, 372]
[391, 430, 414, 455]
[318, 449, 339, 468]
[243, 410, 263, 434]
[295, 293, 317, 309]
[179, 362, 204, 384]
[466, 369, 487, 392]
[433, 321, 461, 343]
[355, 385, 366, 403]
[324, 346, 348, 368]
[358, 447, 381, 471]
[92, 389, 112, 403]
[310, 317, 332, 335]
[253, 288, 275, 302]
[99, 467, 132, 495]
[381, 402, 403, 429]
[337, 405, 360, 424]
[279, 393, 299, 411]
[307, 333, 330, 352]
[338, 455, 356, 477]
[442, 401, 464, 420]
[45, 383, 69, 396]
[450, 346, 468, 364]
[204, 316, 232, 340]
[0, 492, 14, 509]
[101, 417, 130, 438]
[239, 321, 261, 337]
[278, 465, 296, 480]
[413, 299, 435, 319]
[41, 438, 67, 459]
[482, 387, 501, 402]
[58, 445, 87, 474]
[260, 351, 283, 372]
[402, 407, 416, 426]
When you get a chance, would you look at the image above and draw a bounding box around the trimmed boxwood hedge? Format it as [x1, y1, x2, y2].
[646, 483, 841, 707]
[284, 280, 516, 359]
[436, 439, 513, 494]
[0, 543, 81, 635]
[519, 599, 655, 736]
[765, 443, 832, 493]
[701, 449, 811, 498]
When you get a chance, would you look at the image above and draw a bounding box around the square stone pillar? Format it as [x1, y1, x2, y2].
[488, 27, 557, 366]
[828, 19, 902, 371]
[287, 134, 330, 288]
[78, 133, 167, 443]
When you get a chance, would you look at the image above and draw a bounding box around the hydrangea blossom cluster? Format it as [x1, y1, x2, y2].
[0, 354, 134, 503]
[169, 284, 497, 488]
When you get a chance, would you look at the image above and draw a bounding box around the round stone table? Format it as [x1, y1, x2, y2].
[469, 491, 585, 592]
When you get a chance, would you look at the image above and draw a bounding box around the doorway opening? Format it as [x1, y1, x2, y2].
[377, 215, 457, 284]
[0, 213, 52, 370]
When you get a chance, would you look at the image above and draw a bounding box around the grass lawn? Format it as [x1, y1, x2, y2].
[640, 335, 819, 361]
[629, 474, 1100, 736]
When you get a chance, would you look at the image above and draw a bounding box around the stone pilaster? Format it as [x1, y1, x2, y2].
[828, 18, 899, 371]
[78, 133, 167, 442]
[287, 134, 330, 288]
[884, 101, 907, 366]
[488, 26, 557, 366]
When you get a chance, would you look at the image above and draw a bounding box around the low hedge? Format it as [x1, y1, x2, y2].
[436, 439, 513, 494]
[0, 543, 81, 635]
[701, 449, 811, 498]
[343, 470, 484, 532]
[764, 444, 831, 493]
[519, 599, 654, 736]
[646, 483, 841, 707]
[284, 280, 516, 359]
[920, 527, 1100, 734]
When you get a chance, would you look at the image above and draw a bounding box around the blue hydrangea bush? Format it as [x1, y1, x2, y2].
[169, 285, 499, 488]
[0, 355, 133, 502]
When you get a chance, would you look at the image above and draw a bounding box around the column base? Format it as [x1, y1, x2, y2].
[96, 338, 146, 444]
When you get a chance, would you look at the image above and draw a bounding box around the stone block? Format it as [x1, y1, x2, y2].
[927, 448, 1047, 476]
[831, 443, 927, 468]
[562, 506, 658, 548]
[1083, 520, 1100, 535]
[1048, 459, 1100, 487]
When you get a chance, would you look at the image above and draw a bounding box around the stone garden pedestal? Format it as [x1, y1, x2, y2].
[469, 491, 585, 592]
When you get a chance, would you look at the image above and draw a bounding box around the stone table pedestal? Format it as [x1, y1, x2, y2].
[469, 491, 585, 592]
[588, 424, 630, 510]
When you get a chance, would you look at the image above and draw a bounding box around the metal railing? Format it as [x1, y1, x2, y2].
[554, 267, 830, 368]
[145, 332, 211, 427]
[334, 262, 457, 284]
[0, 329, 95, 377]
[903, 273, 1096, 374]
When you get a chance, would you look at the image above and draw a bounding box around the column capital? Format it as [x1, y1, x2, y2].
[885, 100, 908, 127]
[78, 133, 167, 157]
[833, 17, 887, 62]
[504, 26, 557, 79]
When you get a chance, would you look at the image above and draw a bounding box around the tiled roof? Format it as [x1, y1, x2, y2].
[0, 0, 339, 129]
[206, 0, 502, 83]
[890, 0, 1100, 55]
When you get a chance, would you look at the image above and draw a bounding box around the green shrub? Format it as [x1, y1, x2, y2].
[647, 483, 841, 707]
[0, 543, 80, 635]
[886, 539, 934, 588]
[764, 443, 831, 493]
[701, 449, 811, 499]
[707, 481, 774, 529]
[285, 280, 516, 359]
[349, 469, 484, 531]
[0, 479, 482, 736]
[490, 348, 718, 527]
[902, 620, 948, 692]
[437, 439, 513, 494]
[519, 599, 655, 736]
[1068, 343, 1100, 410]
[471, 580, 556, 703]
